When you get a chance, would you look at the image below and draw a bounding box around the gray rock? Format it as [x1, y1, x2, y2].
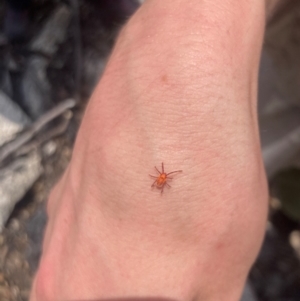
[0, 92, 42, 230]
[22, 56, 52, 119]
[240, 282, 258, 301]
[264, 1, 300, 108]
[30, 5, 72, 56]
[0, 91, 30, 147]
[22, 5, 72, 119]
[258, 1, 300, 177]
[259, 51, 300, 177]
[0, 62, 12, 98]
[25, 206, 47, 271]
[0, 151, 42, 230]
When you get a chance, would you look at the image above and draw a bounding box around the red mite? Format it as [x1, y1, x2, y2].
[150, 162, 182, 194]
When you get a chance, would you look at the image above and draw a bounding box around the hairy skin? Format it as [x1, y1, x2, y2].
[30, 0, 268, 300]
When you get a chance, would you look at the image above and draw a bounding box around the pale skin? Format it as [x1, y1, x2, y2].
[30, 0, 270, 300]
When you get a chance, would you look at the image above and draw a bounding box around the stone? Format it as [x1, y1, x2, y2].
[265, 1, 300, 107]
[22, 261, 30, 270]
[10, 285, 20, 298]
[271, 168, 300, 221]
[7, 218, 20, 232]
[0, 285, 11, 299]
[20, 209, 30, 220]
[240, 282, 258, 301]
[6, 251, 23, 269]
[258, 2, 300, 177]
[289, 230, 300, 258]
[0, 235, 4, 246]
[42, 140, 57, 157]
[0, 246, 8, 268]
[26, 206, 47, 271]
[20, 289, 30, 300]
[0, 151, 42, 231]
[0, 55, 12, 98]
[22, 57, 53, 119]
[259, 50, 300, 177]
[0, 91, 30, 147]
[22, 5, 72, 119]
[30, 5, 72, 56]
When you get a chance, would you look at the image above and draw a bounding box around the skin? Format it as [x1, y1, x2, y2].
[30, 0, 270, 300]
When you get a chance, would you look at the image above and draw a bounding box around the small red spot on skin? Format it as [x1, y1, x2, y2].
[150, 162, 182, 194]
[161, 74, 168, 83]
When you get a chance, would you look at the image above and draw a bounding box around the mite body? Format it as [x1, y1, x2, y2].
[150, 162, 182, 194]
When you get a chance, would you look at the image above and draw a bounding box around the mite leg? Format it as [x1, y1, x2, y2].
[155, 166, 161, 174]
[151, 180, 157, 187]
[166, 170, 182, 176]
[158, 182, 164, 194]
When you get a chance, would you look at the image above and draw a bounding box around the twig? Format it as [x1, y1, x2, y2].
[0, 98, 76, 163]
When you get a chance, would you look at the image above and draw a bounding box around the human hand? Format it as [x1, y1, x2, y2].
[30, 1, 268, 300]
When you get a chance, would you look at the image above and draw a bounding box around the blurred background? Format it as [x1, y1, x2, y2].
[0, 0, 299, 300]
